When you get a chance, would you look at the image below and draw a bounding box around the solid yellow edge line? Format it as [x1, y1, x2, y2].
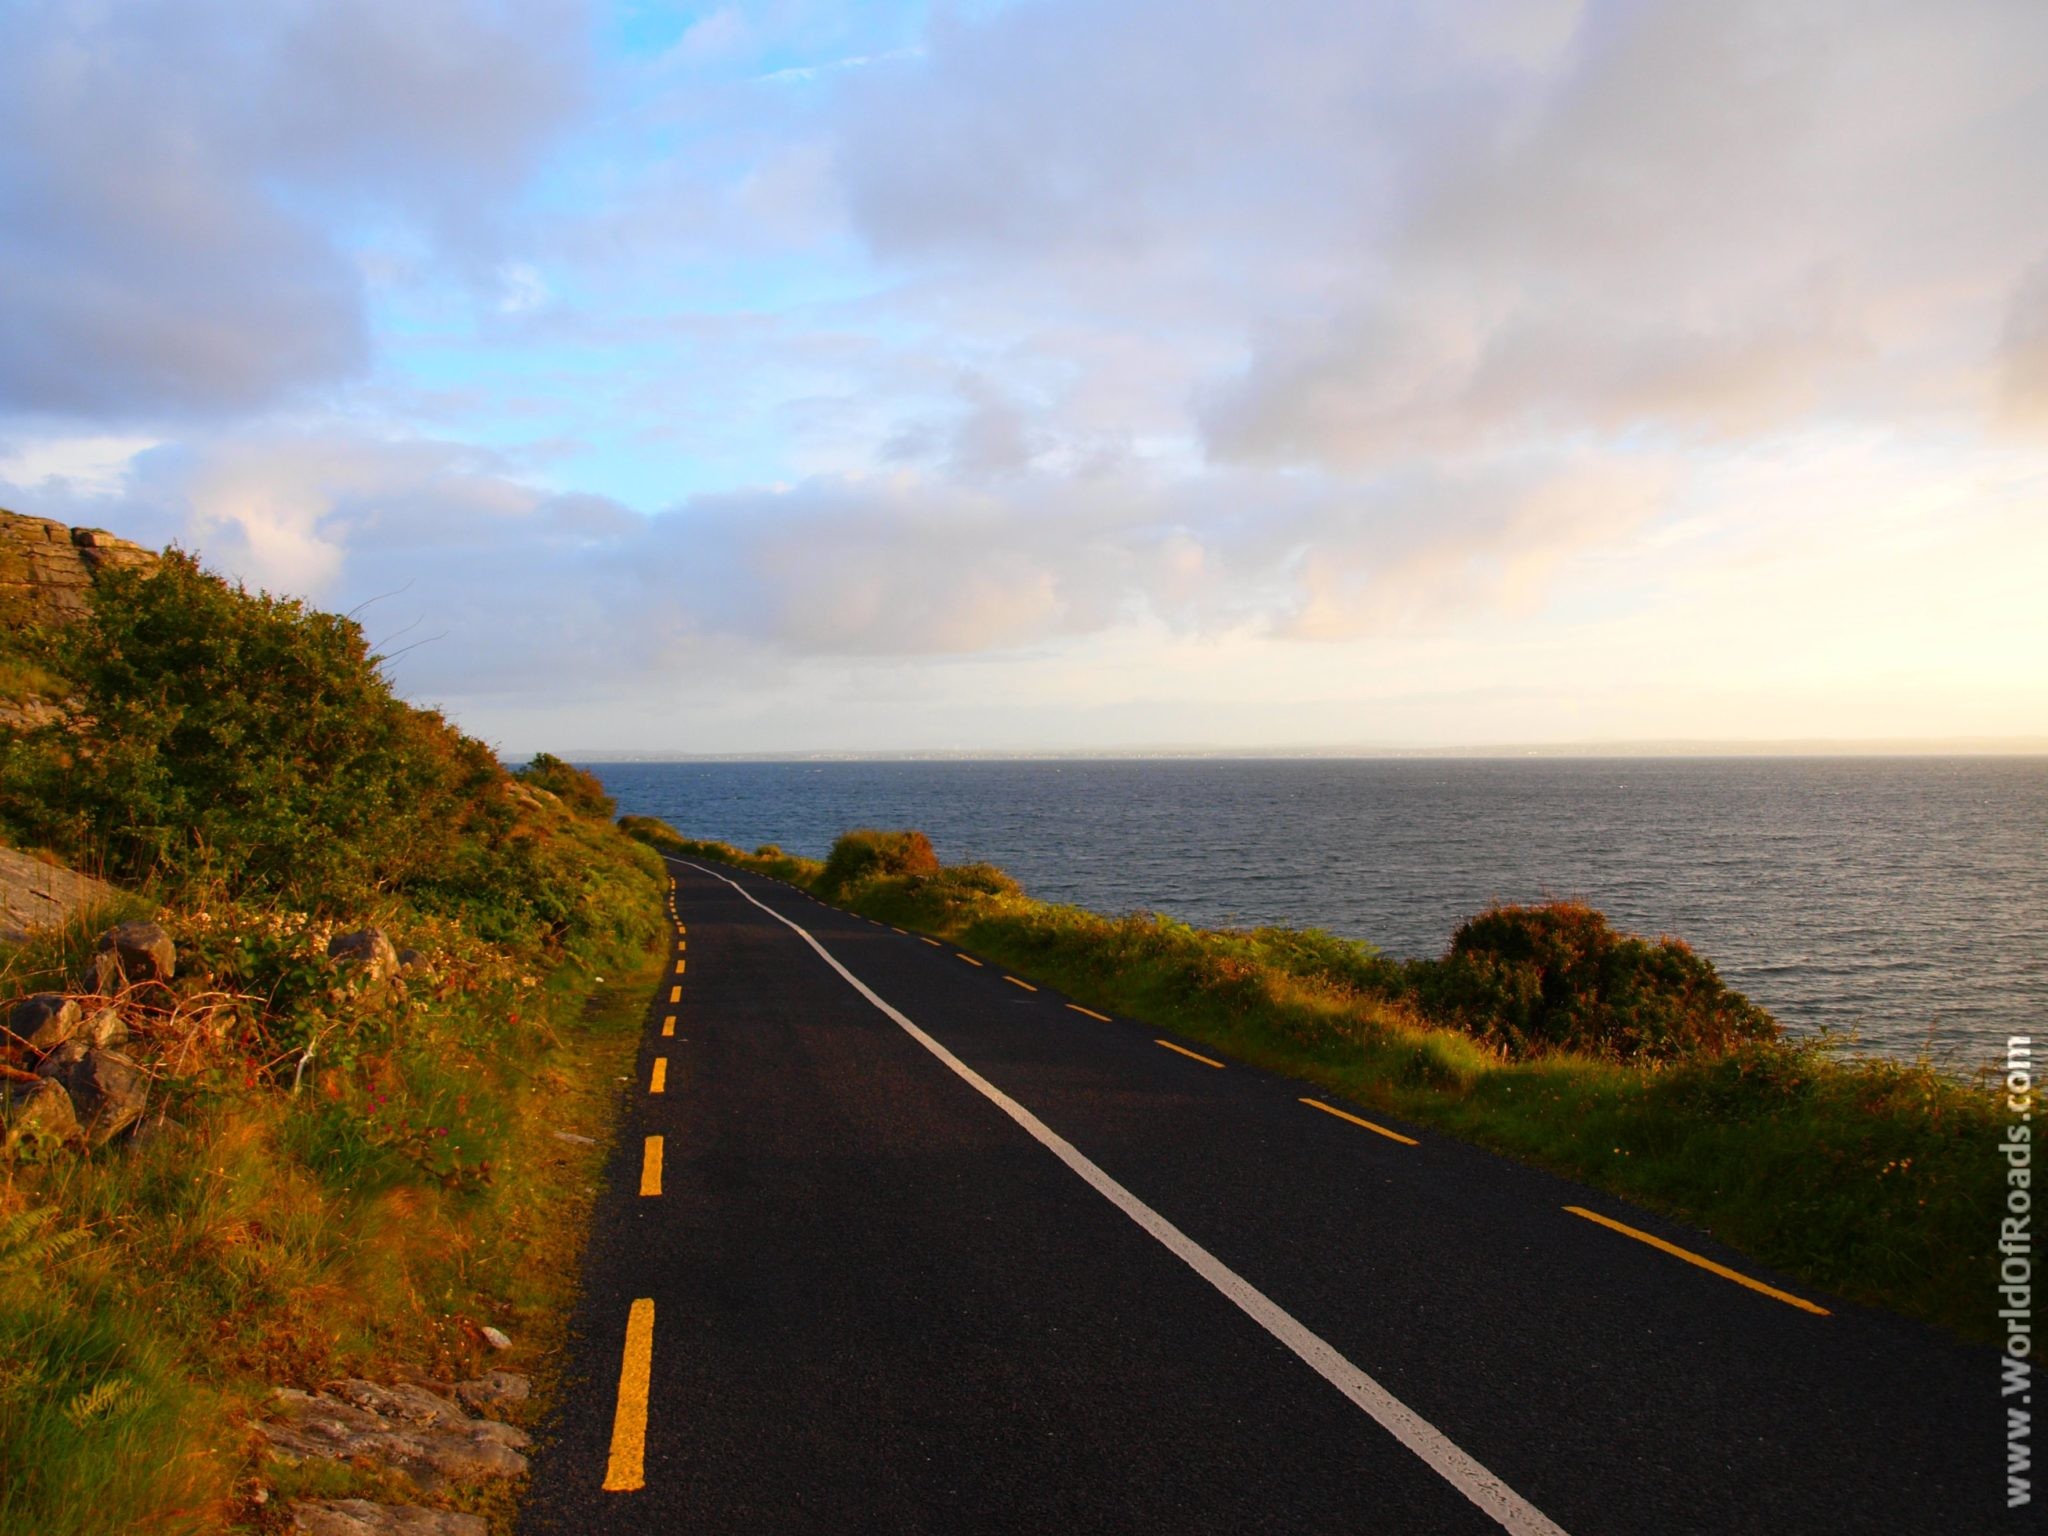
[639, 1135, 663, 1196]
[1300, 1097, 1418, 1146]
[956, 953, 984, 967]
[649, 1058, 668, 1094]
[1004, 976, 1037, 992]
[1155, 1038, 1225, 1069]
[1564, 1205, 1831, 1316]
[601, 1298, 655, 1491]
[661, 1015, 676, 1037]
[1066, 1004, 1111, 1022]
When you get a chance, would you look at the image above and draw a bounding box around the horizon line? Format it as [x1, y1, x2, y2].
[518, 735, 2048, 764]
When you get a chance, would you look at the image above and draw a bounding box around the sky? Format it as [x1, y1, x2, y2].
[1, 0, 2045, 756]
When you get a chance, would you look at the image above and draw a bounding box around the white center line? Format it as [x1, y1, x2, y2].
[678, 860, 1567, 1536]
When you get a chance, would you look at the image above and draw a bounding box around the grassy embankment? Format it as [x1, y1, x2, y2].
[1, 557, 667, 1533]
[628, 821, 1998, 1343]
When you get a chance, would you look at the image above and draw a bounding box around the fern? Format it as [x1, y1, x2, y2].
[0, 1206, 89, 1276]
[62, 1375, 144, 1428]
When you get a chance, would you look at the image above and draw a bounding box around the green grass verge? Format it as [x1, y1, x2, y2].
[0, 912, 663, 1534]
[632, 820, 1999, 1344]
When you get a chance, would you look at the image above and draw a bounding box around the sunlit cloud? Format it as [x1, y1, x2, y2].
[0, 0, 2042, 752]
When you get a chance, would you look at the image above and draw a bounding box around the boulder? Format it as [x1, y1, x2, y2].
[9, 993, 81, 1052]
[453, 1371, 529, 1416]
[39, 1047, 146, 1144]
[93, 921, 176, 991]
[289, 1500, 487, 1536]
[1, 1076, 82, 1151]
[328, 929, 399, 981]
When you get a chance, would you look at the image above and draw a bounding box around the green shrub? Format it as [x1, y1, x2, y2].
[515, 754, 615, 821]
[1409, 901, 1778, 1061]
[817, 828, 939, 895]
[0, 552, 491, 908]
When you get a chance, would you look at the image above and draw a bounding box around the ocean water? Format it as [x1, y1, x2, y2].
[590, 757, 2046, 1069]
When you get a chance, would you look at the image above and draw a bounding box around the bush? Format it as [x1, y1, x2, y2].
[0, 552, 491, 907]
[515, 754, 615, 821]
[817, 829, 940, 895]
[1409, 900, 1778, 1061]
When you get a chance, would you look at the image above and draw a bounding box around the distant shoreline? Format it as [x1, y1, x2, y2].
[547, 740, 2048, 764]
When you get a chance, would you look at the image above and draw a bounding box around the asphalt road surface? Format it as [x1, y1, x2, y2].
[517, 857, 2006, 1535]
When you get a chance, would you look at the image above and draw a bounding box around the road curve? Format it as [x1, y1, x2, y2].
[517, 856, 2004, 1535]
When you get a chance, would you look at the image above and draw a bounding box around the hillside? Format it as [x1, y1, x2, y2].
[0, 514, 667, 1535]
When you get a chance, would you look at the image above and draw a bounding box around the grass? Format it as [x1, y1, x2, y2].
[0, 538, 679, 1531]
[0, 907, 663, 1533]
[628, 819, 2001, 1343]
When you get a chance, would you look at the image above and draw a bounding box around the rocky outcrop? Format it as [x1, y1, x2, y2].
[0, 844, 119, 944]
[290, 1502, 486, 1536]
[258, 1376, 532, 1491]
[452, 1370, 529, 1416]
[0, 508, 158, 626]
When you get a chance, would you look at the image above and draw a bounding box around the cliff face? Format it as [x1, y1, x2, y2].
[0, 506, 159, 625]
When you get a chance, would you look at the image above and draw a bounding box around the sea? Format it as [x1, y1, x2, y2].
[588, 757, 2046, 1071]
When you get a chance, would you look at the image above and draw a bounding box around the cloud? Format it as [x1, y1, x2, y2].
[1198, 0, 2048, 464]
[814, 0, 2048, 466]
[0, 0, 591, 421]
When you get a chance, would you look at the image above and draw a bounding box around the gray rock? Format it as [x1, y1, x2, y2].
[0, 847, 118, 946]
[328, 929, 399, 981]
[81, 1007, 128, 1048]
[8, 994, 81, 1052]
[289, 1499, 487, 1536]
[129, 1111, 181, 1147]
[39, 1047, 147, 1144]
[258, 1386, 529, 1489]
[1, 1076, 82, 1151]
[34, 1038, 89, 1076]
[93, 921, 176, 991]
[327, 1378, 467, 1429]
[453, 1371, 529, 1415]
[0, 845, 119, 943]
[479, 1326, 512, 1352]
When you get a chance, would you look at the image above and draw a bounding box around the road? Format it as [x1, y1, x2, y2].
[517, 856, 2005, 1534]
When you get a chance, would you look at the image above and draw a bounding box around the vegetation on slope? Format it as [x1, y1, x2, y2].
[630, 820, 1996, 1341]
[1, 551, 667, 1532]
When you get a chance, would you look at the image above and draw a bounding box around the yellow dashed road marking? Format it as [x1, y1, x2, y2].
[649, 1058, 668, 1094]
[1066, 1004, 1111, 1022]
[1155, 1039, 1225, 1069]
[602, 1299, 655, 1491]
[1564, 1205, 1830, 1316]
[956, 953, 984, 967]
[1300, 1097, 1418, 1146]
[639, 1136, 663, 1196]
[1004, 976, 1037, 992]
[669, 986, 681, 1004]
[661, 1015, 676, 1037]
